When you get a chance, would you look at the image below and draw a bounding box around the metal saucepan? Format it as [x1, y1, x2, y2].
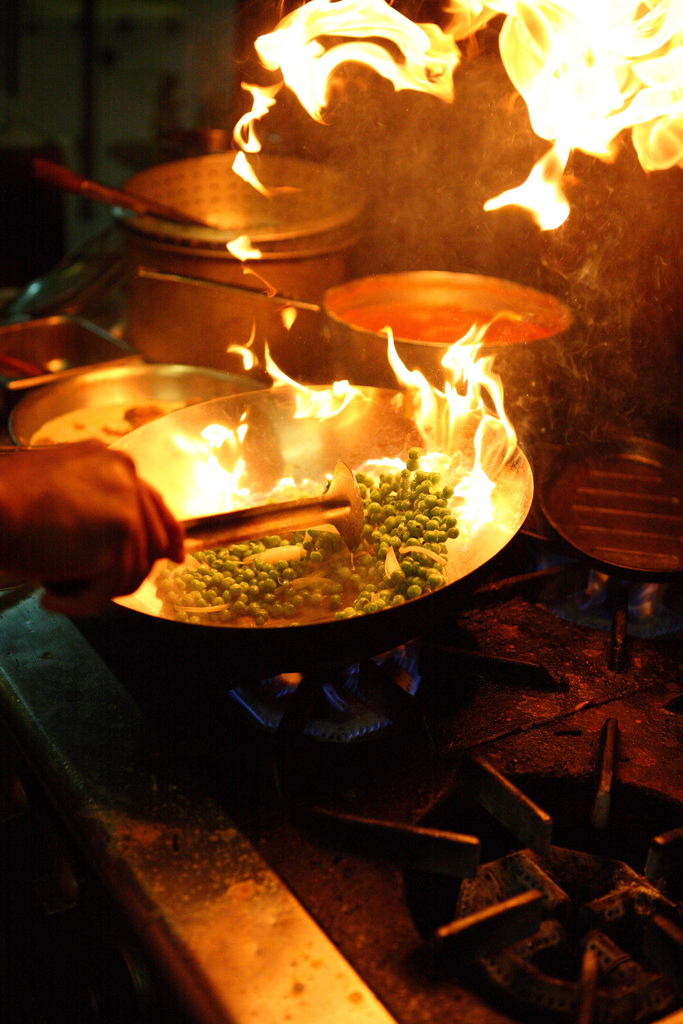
[110, 385, 533, 677]
[322, 272, 574, 447]
[118, 153, 363, 316]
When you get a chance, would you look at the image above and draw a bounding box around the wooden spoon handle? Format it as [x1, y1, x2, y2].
[33, 159, 213, 228]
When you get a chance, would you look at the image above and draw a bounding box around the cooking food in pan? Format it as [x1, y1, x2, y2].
[155, 448, 460, 626]
[112, 386, 533, 650]
[28, 399, 194, 445]
[10, 362, 265, 447]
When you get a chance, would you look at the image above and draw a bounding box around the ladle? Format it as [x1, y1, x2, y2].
[33, 158, 216, 229]
[182, 461, 365, 553]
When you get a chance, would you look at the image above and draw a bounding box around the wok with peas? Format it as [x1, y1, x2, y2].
[111, 386, 533, 675]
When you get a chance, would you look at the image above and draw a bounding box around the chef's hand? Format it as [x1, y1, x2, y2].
[0, 440, 185, 615]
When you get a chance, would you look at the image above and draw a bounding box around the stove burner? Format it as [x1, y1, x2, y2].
[538, 566, 683, 639]
[228, 643, 421, 741]
[450, 846, 682, 1023]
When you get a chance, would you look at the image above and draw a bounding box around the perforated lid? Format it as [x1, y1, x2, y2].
[116, 153, 362, 250]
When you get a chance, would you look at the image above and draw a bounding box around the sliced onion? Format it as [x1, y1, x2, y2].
[243, 544, 307, 564]
[399, 545, 448, 566]
[384, 545, 401, 577]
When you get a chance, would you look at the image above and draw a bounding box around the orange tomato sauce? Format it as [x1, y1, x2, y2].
[338, 303, 556, 346]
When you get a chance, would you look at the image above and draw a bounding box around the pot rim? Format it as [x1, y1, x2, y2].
[323, 270, 573, 349]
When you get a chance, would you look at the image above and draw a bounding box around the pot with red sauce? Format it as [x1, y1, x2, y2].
[322, 271, 573, 447]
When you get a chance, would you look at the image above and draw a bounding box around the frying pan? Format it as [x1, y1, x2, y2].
[539, 437, 683, 582]
[111, 386, 533, 677]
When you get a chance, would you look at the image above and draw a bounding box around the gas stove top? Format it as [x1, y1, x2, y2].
[0, 533, 681, 1024]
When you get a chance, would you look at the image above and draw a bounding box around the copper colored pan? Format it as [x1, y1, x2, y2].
[539, 437, 683, 581]
[110, 386, 533, 677]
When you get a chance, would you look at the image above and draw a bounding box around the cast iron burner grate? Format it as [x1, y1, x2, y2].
[288, 718, 683, 1024]
[448, 845, 681, 1023]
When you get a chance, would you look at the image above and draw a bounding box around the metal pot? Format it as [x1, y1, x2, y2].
[9, 362, 264, 446]
[322, 272, 574, 448]
[110, 385, 533, 677]
[118, 153, 363, 355]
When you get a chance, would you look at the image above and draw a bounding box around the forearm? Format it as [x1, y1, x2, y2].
[0, 442, 184, 613]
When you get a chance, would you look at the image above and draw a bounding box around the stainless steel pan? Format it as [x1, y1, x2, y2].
[110, 386, 533, 676]
[9, 362, 265, 446]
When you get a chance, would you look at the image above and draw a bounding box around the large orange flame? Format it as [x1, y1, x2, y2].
[255, 0, 460, 120]
[386, 322, 517, 525]
[230, 0, 459, 199]
[196, 317, 516, 530]
[450, 0, 683, 226]
[235, 0, 683, 228]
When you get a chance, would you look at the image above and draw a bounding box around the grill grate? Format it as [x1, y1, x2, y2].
[539, 438, 683, 580]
